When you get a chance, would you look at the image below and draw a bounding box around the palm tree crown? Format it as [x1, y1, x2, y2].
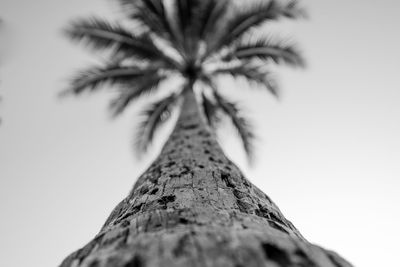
[64, 0, 305, 161]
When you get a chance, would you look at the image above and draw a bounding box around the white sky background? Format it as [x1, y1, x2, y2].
[1, 0, 399, 266]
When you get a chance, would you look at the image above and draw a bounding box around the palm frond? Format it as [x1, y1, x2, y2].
[213, 92, 255, 162]
[201, 92, 219, 127]
[65, 18, 134, 52]
[109, 72, 168, 117]
[134, 92, 180, 154]
[174, 0, 194, 36]
[224, 35, 305, 67]
[64, 64, 162, 95]
[206, 0, 305, 58]
[199, 0, 229, 42]
[211, 63, 279, 97]
[173, 0, 203, 57]
[118, 0, 165, 29]
[64, 17, 179, 67]
[118, 0, 185, 55]
[172, 0, 224, 58]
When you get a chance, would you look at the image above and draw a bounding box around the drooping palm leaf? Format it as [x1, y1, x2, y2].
[211, 63, 279, 97]
[213, 92, 255, 162]
[134, 92, 180, 154]
[224, 35, 305, 67]
[201, 92, 219, 127]
[205, 0, 305, 58]
[64, 17, 179, 67]
[109, 72, 168, 117]
[65, 64, 162, 95]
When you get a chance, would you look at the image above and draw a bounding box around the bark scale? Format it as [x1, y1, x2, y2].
[60, 89, 353, 267]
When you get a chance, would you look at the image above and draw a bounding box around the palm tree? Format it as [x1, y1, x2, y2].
[60, 0, 353, 266]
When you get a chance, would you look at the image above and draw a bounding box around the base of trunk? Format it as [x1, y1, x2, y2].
[62, 219, 351, 267]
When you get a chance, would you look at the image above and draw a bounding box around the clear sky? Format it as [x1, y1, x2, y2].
[1, 0, 399, 266]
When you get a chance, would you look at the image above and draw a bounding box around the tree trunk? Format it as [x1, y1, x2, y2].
[60, 89, 353, 267]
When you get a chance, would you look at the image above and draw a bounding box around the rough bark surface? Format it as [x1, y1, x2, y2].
[60, 90, 353, 267]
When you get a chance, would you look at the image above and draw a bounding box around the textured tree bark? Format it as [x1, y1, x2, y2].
[60, 89, 353, 267]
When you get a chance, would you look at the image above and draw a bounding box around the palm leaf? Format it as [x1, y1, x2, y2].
[224, 35, 305, 67]
[211, 63, 279, 97]
[199, 0, 229, 42]
[183, 0, 230, 59]
[64, 17, 179, 67]
[134, 92, 180, 154]
[173, 0, 222, 58]
[174, 0, 200, 57]
[118, 0, 165, 29]
[118, 0, 185, 55]
[201, 92, 219, 127]
[64, 64, 161, 95]
[206, 0, 305, 58]
[109, 72, 168, 117]
[213, 92, 255, 162]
